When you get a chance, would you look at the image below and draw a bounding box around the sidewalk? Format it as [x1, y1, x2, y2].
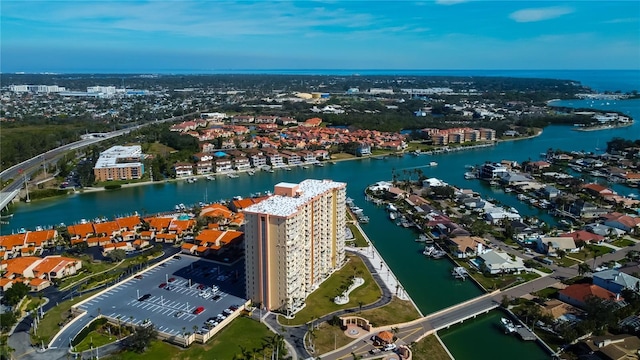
[346, 223, 416, 311]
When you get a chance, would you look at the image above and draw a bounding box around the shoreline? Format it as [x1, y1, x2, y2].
[16, 131, 543, 202]
[573, 122, 634, 132]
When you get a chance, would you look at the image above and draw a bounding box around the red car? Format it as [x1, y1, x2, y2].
[193, 306, 205, 315]
[197, 284, 206, 290]
[159, 282, 167, 288]
[134, 275, 143, 279]
[168, 277, 176, 282]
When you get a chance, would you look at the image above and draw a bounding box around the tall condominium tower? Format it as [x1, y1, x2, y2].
[243, 179, 346, 314]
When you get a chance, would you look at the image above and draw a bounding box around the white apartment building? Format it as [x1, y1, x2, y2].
[93, 145, 145, 181]
[243, 179, 347, 315]
[87, 86, 117, 95]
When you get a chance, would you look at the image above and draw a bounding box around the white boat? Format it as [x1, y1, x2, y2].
[415, 234, 429, 243]
[387, 204, 398, 212]
[227, 173, 239, 178]
[285, 167, 292, 171]
[186, 177, 197, 183]
[500, 318, 517, 334]
[205, 175, 216, 181]
[247, 170, 255, 176]
[303, 166, 310, 169]
[315, 162, 324, 167]
[464, 172, 477, 179]
[389, 212, 397, 220]
[429, 161, 438, 166]
[452, 266, 468, 280]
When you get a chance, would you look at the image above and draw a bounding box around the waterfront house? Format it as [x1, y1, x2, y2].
[560, 230, 605, 244]
[93, 221, 120, 238]
[579, 334, 640, 360]
[484, 207, 521, 224]
[586, 223, 627, 239]
[536, 236, 579, 256]
[214, 158, 233, 173]
[593, 269, 640, 294]
[314, 149, 330, 160]
[233, 157, 251, 170]
[539, 299, 582, 322]
[475, 250, 526, 275]
[174, 162, 194, 177]
[67, 223, 95, 241]
[196, 160, 213, 174]
[116, 215, 141, 232]
[145, 217, 172, 233]
[582, 183, 616, 198]
[601, 212, 640, 233]
[539, 185, 561, 199]
[558, 283, 622, 309]
[478, 163, 508, 180]
[447, 236, 488, 258]
[250, 154, 268, 168]
[570, 200, 608, 219]
[168, 219, 195, 237]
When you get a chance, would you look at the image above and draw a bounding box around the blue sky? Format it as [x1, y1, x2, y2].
[1, 0, 639, 72]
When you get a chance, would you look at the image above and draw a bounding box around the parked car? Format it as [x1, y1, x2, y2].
[159, 282, 167, 288]
[212, 294, 221, 301]
[138, 293, 151, 301]
[383, 343, 397, 351]
[174, 311, 184, 317]
[168, 277, 176, 282]
[197, 284, 206, 290]
[369, 348, 381, 355]
[134, 275, 143, 279]
[194, 306, 205, 315]
[173, 255, 181, 259]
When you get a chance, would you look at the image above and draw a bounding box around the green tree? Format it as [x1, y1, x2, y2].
[124, 324, 158, 353]
[105, 249, 126, 262]
[0, 311, 18, 332]
[2, 282, 29, 306]
[578, 263, 592, 276]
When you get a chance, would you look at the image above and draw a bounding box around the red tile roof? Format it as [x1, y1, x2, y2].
[560, 283, 620, 303]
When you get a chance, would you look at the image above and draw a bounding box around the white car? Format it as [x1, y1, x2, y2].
[383, 343, 396, 351]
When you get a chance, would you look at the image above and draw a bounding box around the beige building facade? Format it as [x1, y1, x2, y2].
[243, 179, 346, 315]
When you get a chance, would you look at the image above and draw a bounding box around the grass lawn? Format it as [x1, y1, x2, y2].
[556, 257, 579, 267]
[331, 153, 356, 161]
[611, 238, 635, 248]
[74, 330, 117, 352]
[311, 297, 420, 355]
[462, 261, 540, 291]
[24, 297, 45, 313]
[33, 290, 99, 344]
[145, 142, 176, 157]
[279, 255, 382, 326]
[358, 298, 421, 327]
[59, 257, 115, 289]
[533, 287, 559, 299]
[108, 317, 278, 360]
[410, 335, 451, 360]
[346, 224, 368, 247]
[585, 244, 614, 257]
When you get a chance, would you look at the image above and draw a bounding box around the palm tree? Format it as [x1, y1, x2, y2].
[578, 263, 591, 276]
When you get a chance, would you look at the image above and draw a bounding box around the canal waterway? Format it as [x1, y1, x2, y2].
[2, 98, 639, 360]
[439, 310, 550, 360]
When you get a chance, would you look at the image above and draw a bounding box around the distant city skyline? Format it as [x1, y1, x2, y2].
[1, 0, 639, 73]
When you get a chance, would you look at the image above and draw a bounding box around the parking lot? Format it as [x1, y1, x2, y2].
[75, 254, 247, 337]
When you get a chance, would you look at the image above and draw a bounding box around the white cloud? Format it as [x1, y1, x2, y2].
[509, 6, 574, 23]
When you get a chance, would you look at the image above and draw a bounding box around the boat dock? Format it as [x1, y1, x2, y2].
[515, 326, 537, 341]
